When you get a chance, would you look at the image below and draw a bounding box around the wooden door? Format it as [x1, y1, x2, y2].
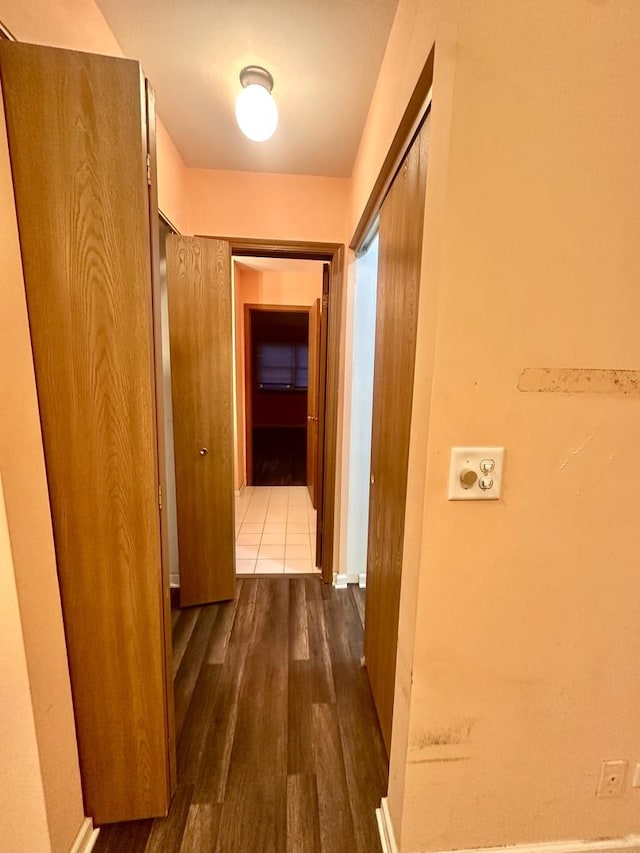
[0, 41, 173, 822]
[315, 265, 330, 567]
[364, 116, 430, 753]
[166, 236, 236, 607]
[307, 299, 321, 507]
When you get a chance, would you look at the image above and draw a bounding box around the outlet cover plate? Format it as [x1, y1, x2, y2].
[448, 447, 505, 501]
[597, 760, 627, 797]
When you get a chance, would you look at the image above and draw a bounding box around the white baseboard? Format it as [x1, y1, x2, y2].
[398, 836, 640, 853]
[334, 572, 361, 588]
[68, 817, 99, 853]
[376, 798, 398, 853]
[437, 839, 640, 853]
[375, 802, 640, 853]
[359, 572, 366, 588]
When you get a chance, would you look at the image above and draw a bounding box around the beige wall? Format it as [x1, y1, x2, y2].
[188, 167, 349, 244]
[233, 262, 324, 490]
[0, 475, 52, 853]
[0, 79, 85, 852]
[366, 0, 640, 849]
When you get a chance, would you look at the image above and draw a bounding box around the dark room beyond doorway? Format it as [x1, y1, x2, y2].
[247, 308, 310, 486]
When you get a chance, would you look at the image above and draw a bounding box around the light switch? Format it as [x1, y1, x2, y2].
[448, 447, 504, 500]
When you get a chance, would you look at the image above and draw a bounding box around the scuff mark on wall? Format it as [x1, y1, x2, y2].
[518, 367, 640, 395]
[557, 434, 594, 471]
[409, 755, 471, 764]
[410, 717, 478, 749]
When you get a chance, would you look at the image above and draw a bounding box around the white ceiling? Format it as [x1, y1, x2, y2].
[95, 0, 398, 177]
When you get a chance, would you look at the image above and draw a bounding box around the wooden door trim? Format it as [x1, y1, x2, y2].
[159, 208, 181, 236]
[244, 303, 312, 488]
[145, 79, 177, 798]
[201, 236, 343, 582]
[201, 236, 342, 261]
[244, 305, 254, 485]
[0, 19, 15, 40]
[350, 45, 434, 252]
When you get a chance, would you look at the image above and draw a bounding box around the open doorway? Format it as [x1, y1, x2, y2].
[344, 230, 379, 588]
[246, 306, 310, 487]
[231, 257, 325, 577]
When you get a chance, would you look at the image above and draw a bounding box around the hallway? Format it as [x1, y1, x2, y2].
[94, 578, 387, 852]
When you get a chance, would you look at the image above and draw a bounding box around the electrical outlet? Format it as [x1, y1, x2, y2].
[597, 760, 627, 797]
[448, 447, 505, 500]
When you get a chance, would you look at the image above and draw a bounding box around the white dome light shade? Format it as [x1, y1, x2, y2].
[235, 83, 278, 142]
[235, 66, 278, 143]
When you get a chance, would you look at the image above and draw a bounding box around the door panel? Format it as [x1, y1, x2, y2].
[315, 266, 330, 567]
[0, 41, 172, 822]
[307, 299, 321, 507]
[166, 236, 236, 607]
[364, 116, 430, 752]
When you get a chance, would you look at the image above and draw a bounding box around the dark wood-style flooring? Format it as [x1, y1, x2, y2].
[95, 578, 387, 853]
[252, 427, 307, 486]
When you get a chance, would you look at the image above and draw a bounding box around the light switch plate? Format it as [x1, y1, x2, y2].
[448, 447, 505, 500]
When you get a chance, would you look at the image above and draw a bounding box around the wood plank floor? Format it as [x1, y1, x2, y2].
[95, 578, 387, 853]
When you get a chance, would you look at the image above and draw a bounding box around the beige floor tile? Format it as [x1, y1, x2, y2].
[258, 543, 285, 559]
[236, 545, 260, 560]
[285, 544, 311, 559]
[266, 512, 287, 523]
[256, 558, 284, 573]
[287, 510, 308, 522]
[236, 532, 261, 546]
[240, 522, 264, 534]
[261, 532, 286, 546]
[263, 522, 286, 534]
[284, 559, 314, 573]
[286, 532, 310, 546]
[235, 560, 256, 574]
[287, 522, 309, 533]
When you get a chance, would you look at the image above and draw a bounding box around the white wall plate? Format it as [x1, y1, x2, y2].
[448, 447, 505, 500]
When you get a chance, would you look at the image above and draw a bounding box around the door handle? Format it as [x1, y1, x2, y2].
[199, 447, 208, 456]
[370, 474, 375, 485]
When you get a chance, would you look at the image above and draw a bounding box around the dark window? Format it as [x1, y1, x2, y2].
[256, 343, 308, 390]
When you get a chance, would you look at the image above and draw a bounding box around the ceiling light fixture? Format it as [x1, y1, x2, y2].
[235, 65, 278, 143]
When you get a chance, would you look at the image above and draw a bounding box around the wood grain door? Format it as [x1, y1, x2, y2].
[307, 299, 321, 507]
[0, 41, 173, 822]
[364, 116, 430, 753]
[315, 265, 330, 567]
[166, 236, 236, 607]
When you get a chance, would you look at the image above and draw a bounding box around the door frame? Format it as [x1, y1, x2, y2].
[199, 237, 344, 583]
[244, 302, 313, 488]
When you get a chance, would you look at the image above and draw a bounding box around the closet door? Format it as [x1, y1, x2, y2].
[365, 116, 430, 753]
[166, 236, 236, 607]
[0, 42, 173, 823]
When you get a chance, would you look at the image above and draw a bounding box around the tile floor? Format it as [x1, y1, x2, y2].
[234, 486, 319, 575]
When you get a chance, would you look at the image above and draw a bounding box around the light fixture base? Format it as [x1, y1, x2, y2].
[239, 65, 274, 93]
